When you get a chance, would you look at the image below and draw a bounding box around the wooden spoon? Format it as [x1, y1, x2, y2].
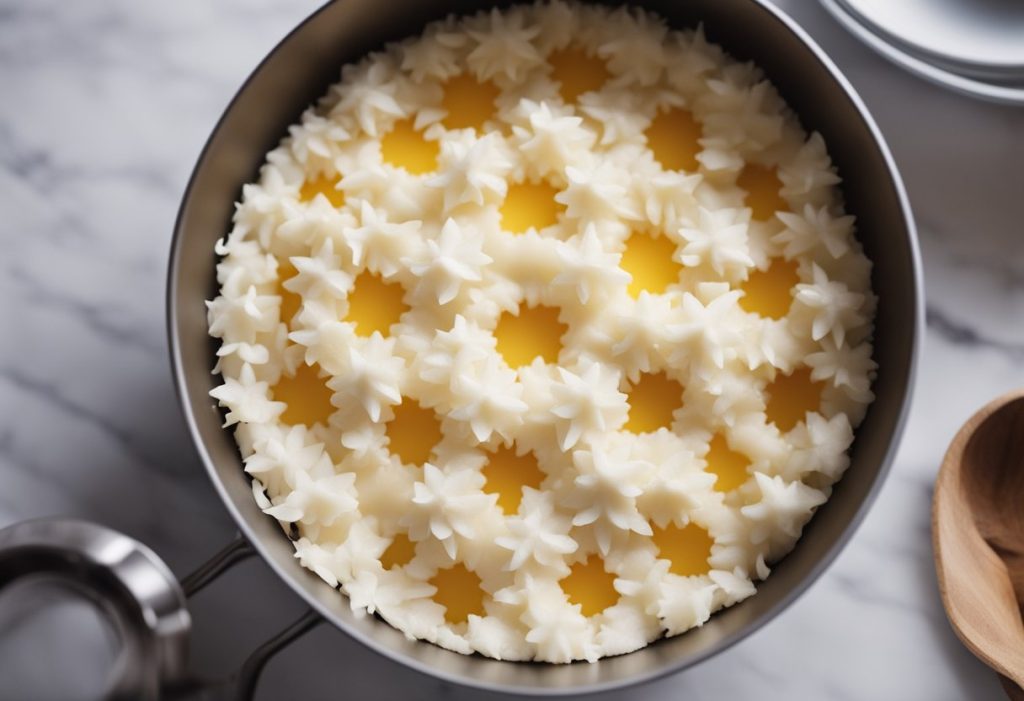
[934, 390, 1024, 698]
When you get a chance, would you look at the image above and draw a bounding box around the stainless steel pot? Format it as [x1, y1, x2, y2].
[3, 0, 922, 697]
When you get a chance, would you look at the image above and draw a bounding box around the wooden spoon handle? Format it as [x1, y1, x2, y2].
[1000, 674, 1024, 701]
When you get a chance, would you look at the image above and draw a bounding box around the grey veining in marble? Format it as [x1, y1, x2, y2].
[1, 0, 1022, 699]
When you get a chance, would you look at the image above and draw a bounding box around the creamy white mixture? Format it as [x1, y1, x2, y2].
[207, 1, 876, 663]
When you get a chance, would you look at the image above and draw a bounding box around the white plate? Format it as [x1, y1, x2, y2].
[836, 0, 1024, 81]
[822, 0, 1024, 106]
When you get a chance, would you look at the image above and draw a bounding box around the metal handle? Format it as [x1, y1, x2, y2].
[167, 609, 323, 701]
[0, 518, 322, 700]
[171, 536, 324, 701]
[0, 519, 191, 700]
[180, 535, 255, 597]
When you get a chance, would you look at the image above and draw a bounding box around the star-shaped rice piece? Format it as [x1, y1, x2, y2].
[326, 333, 405, 422]
[209, 362, 283, 427]
[347, 200, 423, 277]
[466, 7, 544, 82]
[774, 203, 854, 260]
[794, 264, 866, 348]
[549, 358, 628, 450]
[551, 225, 629, 305]
[677, 206, 754, 280]
[403, 463, 496, 559]
[427, 133, 514, 213]
[511, 101, 596, 178]
[405, 218, 492, 305]
[328, 61, 406, 137]
[569, 440, 655, 555]
[740, 472, 827, 545]
[284, 238, 353, 302]
[496, 491, 577, 572]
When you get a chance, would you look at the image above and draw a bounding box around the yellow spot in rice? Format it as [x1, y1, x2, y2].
[645, 107, 702, 172]
[494, 304, 567, 368]
[651, 522, 714, 577]
[441, 74, 499, 132]
[386, 400, 443, 466]
[737, 164, 788, 221]
[500, 181, 564, 234]
[346, 271, 408, 337]
[561, 556, 619, 616]
[431, 564, 486, 624]
[273, 363, 335, 427]
[381, 118, 439, 175]
[277, 262, 303, 326]
[549, 47, 610, 102]
[765, 367, 823, 433]
[381, 533, 417, 570]
[482, 446, 545, 514]
[740, 258, 800, 320]
[704, 434, 750, 492]
[620, 230, 682, 297]
[625, 371, 684, 434]
[299, 174, 345, 208]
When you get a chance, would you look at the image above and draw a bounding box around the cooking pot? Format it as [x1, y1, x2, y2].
[0, 0, 921, 697]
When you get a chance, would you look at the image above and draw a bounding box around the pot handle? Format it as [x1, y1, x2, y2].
[0, 518, 322, 701]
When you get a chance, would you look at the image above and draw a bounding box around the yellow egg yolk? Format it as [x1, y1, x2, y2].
[494, 304, 567, 368]
[381, 118, 439, 175]
[273, 363, 335, 427]
[765, 367, 823, 433]
[646, 108, 702, 172]
[277, 262, 303, 326]
[620, 230, 682, 297]
[500, 181, 564, 234]
[548, 47, 610, 102]
[386, 400, 443, 466]
[482, 446, 546, 514]
[431, 564, 486, 625]
[704, 433, 750, 492]
[441, 74, 499, 132]
[737, 164, 787, 221]
[740, 258, 800, 320]
[625, 371, 684, 434]
[561, 556, 619, 617]
[381, 533, 417, 570]
[299, 174, 345, 208]
[346, 272, 409, 337]
[651, 522, 714, 577]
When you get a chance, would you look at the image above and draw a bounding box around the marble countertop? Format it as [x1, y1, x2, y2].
[2, 0, 1023, 698]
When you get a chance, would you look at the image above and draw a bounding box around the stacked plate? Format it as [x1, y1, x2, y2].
[821, 0, 1024, 105]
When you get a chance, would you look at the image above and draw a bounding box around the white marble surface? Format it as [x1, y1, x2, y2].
[2, 0, 1023, 698]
